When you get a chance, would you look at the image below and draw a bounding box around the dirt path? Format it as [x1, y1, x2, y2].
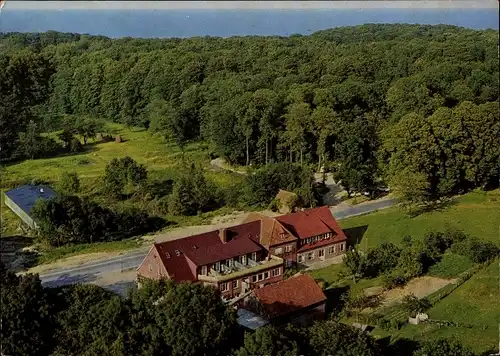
[370, 276, 458, 307]
[210, 157, 247, 175]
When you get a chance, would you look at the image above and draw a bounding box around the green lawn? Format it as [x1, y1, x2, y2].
[394, 259, 500, 354]
[2, 124, 212, 192]
[341, 189, 500, 250]
[426, 252, 475, 279]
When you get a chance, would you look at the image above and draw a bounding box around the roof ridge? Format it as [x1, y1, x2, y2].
[316, 215, 334, 233]
[274, 218, 297, 240]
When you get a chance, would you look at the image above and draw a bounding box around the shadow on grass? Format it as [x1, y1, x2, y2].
[148, 178, 174, 198]
[480, 348, 500, 356]
[406, 198, 458, 218]
[324, 285, 350, 317]
[380, 337, 421, 356]
[343, 225, 369, 247]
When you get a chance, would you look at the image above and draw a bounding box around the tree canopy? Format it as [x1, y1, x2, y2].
[1, 24, 498, 200]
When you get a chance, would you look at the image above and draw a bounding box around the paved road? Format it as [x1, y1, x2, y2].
[40, 249, 148, 288]
[39, 197, 397, 288]
[331, 197, 397, 220]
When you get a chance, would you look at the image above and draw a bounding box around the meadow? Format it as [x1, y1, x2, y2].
[394, 259, 500, 354]
[1, 123, 246, 234]
[340, 189, 500, 250]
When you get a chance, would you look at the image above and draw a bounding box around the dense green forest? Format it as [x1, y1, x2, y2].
[1, 24, 499, 202]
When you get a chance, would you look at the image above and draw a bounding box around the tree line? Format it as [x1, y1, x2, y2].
[0, 261, 480, 356]
[342, 227, 499, 288]
[1, 24, 498, 203]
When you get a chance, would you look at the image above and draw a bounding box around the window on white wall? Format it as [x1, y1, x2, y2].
[341, 244, 345, 251]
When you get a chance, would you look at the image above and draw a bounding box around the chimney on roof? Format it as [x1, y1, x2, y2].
[219, 228, 228, 244]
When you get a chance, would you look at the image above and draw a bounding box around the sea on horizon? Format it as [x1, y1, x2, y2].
[0, 8, 498, 38]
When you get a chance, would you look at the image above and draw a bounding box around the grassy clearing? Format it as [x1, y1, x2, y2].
[395, 259, 500, 354]
[427, 252, 475, 278]
[341, 189, 500, 250]
[1, 123, 246, 237]
[0, 193, 25, 237]
[2, 124, 211, 191]
[308, 262, 384, 294]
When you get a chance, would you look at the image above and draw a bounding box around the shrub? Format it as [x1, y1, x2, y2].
[103, 156, 148, 198]
[57, 172, 80, 194]
[32, 195, 165, 246]
[382, 273, 407, 290]
[443, 225, 468, 245]
[423, 231, 452, 260]
[268, 198, 281, 212]
[168, 164, 218, 215]
[401, 294, 432, 315]
[378, 318, 391, 330]
[69, 138, 83, 153]
[451, 238, 499, 263]
[390, 319, 403, 330]
[364, 243, 402, 277]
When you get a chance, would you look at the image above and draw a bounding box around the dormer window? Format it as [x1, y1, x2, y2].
[175, 250, 181, 256]
[165, 252, 171, 259]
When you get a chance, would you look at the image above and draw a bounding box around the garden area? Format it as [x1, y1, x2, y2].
[307, 190, 500, 355]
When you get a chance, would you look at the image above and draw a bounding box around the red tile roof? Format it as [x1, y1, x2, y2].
[153, 221, 264, 282]
[244, 213, 297, 247]
[276, 206, 347, 242]
[252, 274, 326, 318]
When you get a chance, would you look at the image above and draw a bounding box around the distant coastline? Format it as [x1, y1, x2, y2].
[1, 9, 498, 38]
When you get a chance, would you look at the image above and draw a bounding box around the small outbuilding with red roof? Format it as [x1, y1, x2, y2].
[242, 274, 327, 327]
